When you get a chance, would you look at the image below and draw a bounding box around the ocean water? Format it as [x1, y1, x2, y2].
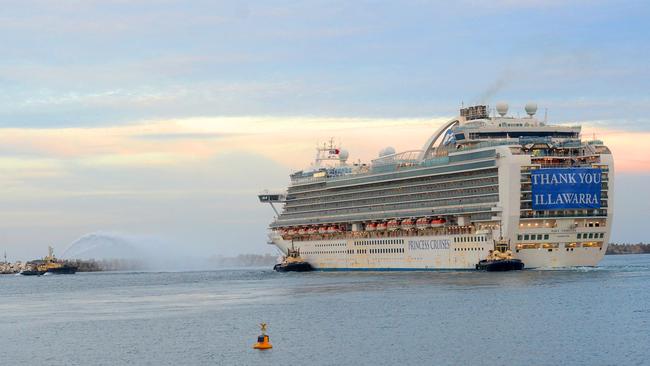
[2, 255, 650, 366]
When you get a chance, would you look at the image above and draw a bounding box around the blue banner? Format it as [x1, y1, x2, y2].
[531, 168, 602, 210]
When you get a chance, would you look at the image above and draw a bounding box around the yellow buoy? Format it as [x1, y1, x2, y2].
[253, 323, 273, 350]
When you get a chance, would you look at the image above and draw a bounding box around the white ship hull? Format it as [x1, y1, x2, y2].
[271, 233, 607, 270]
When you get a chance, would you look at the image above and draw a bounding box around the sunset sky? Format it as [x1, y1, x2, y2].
[1, 1, 648, 260]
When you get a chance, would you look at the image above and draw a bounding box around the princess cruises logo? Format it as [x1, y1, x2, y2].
[408, 239, 450, 250]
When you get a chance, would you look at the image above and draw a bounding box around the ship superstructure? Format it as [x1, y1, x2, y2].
[259, 102, 613, 269]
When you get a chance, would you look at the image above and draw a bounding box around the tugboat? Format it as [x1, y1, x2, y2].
[273, 246, 313, 272]
[20, 246, 78, 276]
[46, 263, 78, 274]
[476, 239, 524, 272]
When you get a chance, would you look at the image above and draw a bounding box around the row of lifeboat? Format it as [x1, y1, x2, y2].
[280, 226, 343, 236]
[366, 218, 446, 232]
[278, 218, 447, 236]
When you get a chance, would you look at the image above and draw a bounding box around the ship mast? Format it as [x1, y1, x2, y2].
[313, 137, 343, 168]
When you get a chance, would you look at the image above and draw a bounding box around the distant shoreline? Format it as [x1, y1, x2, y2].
[1, 254, 279, 274]
[606, 243, 650, 255]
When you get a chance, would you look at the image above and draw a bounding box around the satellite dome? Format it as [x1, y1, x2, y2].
[496, 102, 508, 117]
[525, 102, 538, 116]
[339, 149, 349, 162]
[379, 146, 396, 157]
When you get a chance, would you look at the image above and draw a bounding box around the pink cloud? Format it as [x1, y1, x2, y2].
[0, 118, 646, 175]
[581, 127, 650, 173]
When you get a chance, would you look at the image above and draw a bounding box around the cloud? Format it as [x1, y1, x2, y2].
[458, 0, 603, 10]
[1, 0, 646, 129]
[0, 115, 646, 170]
[132, 132, 238, 141]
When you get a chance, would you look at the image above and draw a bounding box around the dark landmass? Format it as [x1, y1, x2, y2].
[72, 254, 279, 271]
[1, 254, 280, 274]
[64, 258, 146, 272]
[606, 243, 650, 255]
[207, 253, 278, 268]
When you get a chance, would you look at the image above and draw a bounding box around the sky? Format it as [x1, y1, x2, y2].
[1, 0, 649, 261]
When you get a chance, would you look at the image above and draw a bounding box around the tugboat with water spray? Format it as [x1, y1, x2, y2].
[19, 246, 78, 276]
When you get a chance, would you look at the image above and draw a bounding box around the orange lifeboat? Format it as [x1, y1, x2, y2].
[431, 218, 446, 228]
[387, 219, 400, 231]
[287, 228, 297, 236]
[416, 218, 430, 230]
[327, 226, 337, 234]
[297, 227, 306, 235]
[365, 222, 377, 232]
[377, 222, 388, 231]
[318, 226, 327, 234]
[401, 218, 414, 230]
[307, 227, 317, 235]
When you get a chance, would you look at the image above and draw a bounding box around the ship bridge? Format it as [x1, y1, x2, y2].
[258, 190, 286, 203]
[258, 190, 287, 217]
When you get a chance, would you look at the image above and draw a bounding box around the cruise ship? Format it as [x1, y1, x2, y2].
[259, 102, 613, 269]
